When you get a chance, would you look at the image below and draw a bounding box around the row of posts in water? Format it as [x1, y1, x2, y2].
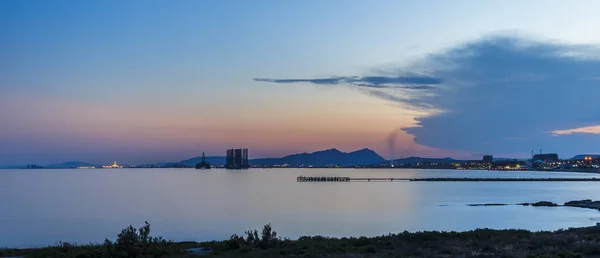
[297, 176, 600, 182]
[297, 176, 351, 182]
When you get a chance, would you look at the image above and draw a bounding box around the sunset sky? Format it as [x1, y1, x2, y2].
[2, 1, 600, 165]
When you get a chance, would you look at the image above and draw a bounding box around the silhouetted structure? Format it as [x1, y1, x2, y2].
[226, 148, 249, 169]
[533, 153, 559, 162]
[482, 155, 493, 163]
[195, 152, 211, 169]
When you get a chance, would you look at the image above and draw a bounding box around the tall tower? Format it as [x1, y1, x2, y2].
[226, 148, 249, 169]
[531, 149, 534, 159]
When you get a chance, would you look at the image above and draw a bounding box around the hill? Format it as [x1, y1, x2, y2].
[570, 154, 600, 160]
[160, 156, 226, 167]
[251, 148, 385, 167]
[392, 157, 455, 165]
[160, 148, 384, 168]
[46, 161, 98, 168]
[0, 165, 26, 169]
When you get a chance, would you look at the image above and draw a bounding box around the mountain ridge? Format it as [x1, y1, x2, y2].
[47, 161, 99, 168]
[250, 148, 385, 167]
[391, 157, 455, 165]
[570, 154, 600, 160]
[161, 148, 385, 167]
[5, 151, 598, 169]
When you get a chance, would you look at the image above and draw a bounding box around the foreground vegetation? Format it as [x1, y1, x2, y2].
[4, 222, 600, 257]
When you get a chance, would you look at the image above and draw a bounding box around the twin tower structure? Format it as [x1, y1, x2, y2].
[226, 148, 249, 169]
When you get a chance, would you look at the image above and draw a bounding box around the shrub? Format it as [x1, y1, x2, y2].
[359, 245, 377, 254]
[245, 229, 259, 246]
[260, 223, 279, 248]
[225, 234, 246, 250]
[104, 221, 181, 257]
[222, 223, 283, 251]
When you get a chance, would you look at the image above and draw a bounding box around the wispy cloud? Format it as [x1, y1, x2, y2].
[253, 76, 441, 111]
[551, 125, 600, 136]
[253, 76, 442, 89]
[253, 78, 344, 85]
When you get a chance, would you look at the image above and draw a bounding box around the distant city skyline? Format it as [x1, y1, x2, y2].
[3, 1, 600, 165]
[0, 146, 592, 168]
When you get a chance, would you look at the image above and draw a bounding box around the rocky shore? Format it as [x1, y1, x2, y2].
[470, 199, 600, 210]
[565, 199, 600, 209]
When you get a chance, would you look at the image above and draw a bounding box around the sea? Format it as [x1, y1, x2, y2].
[1, 168, 600, 248]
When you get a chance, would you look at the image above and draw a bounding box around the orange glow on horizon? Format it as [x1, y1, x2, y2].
[1, 87, 471, 162]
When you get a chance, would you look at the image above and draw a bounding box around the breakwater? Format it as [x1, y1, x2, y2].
[297, 176, 600, 182]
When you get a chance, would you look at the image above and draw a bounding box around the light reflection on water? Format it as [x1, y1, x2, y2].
[1, 168, 600, 248]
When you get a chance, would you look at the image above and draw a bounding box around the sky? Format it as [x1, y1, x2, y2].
[2, 0, 600, 165]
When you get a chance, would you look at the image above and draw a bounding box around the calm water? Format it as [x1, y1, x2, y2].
[2, 168, 600, 248]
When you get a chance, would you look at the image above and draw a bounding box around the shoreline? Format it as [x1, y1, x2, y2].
[468, 199, 600, 211]
[4, 225, 600, 257]
[4, 167, 600, 176]
[4, 199, 600, 257]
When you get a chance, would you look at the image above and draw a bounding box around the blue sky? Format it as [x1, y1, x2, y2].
[2, 1, 600, 165]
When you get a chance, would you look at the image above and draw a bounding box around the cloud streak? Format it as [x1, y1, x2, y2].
[551, 125, 600, 136]
[253, 76, 442, 89]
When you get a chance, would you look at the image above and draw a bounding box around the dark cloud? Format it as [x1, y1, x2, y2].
[253, 76, 438, 112]
[356, 76, 442, 86]
[253, 76, 442, 89]
[365, 89, 433, 110]
[253, 78, 343, 85]
[254, 35, 600, 157]
[403, 36, 600, 157]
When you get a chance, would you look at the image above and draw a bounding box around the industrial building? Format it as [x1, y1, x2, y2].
[482, 155, 493, 163]
[226, 148, 249, 169]
[533, 153, 559, 162]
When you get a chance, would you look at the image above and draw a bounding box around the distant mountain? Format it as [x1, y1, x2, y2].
[46, 161, 98, 168]
[251, 148, 385, 167]
[158, 148, 384, 168]
[0, 162, 96, 169]
[169, 156, 226, 167]
[570, 154, 600, 160]
[0, 165, 26, 169]
[392, 157, 455, 165]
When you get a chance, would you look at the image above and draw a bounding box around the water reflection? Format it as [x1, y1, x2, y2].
[1, 168, 599, 248]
